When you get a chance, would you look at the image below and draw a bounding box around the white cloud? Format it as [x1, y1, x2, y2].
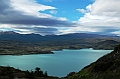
[111, 31, 120, 36]
[64, 0, 120, 35]
[76, 4, 92, 14]
[1, 0, 120, 36]
[0, 0, 74, 35]
[44, 0, 53, 2]
[11, 0, 56, 11]
[57, 17, 67, 21]
[11, 0, 56, 18]
[76, 9, 87, 14]
[90, 0, 120, 16]
[49, 10, 58, 14]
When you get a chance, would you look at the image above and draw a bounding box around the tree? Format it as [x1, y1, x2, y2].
[35, 67, 40, 74]
[44, 71, 48, 77]
[35, 67, 44, 77]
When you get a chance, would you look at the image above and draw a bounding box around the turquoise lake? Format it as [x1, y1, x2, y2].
[0, 48, 112, 77]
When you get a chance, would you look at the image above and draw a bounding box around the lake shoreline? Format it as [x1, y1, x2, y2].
[0, 47, 113, 55]
[0, 51, 54, 55]
[0, 48, 112, 77]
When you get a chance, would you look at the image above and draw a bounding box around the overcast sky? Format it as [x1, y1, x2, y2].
[0, 0, 120, 36]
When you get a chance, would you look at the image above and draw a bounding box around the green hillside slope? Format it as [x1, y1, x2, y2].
[67, 44, 120, 79]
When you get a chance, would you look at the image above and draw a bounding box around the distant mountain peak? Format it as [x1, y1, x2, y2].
[0, 31, 18, 35]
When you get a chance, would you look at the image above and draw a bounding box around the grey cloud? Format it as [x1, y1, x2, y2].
[93, 27, 120, 35]
[0, 0, 11, 13]
[1, 15, 73, 26]
[14, 26, 58, 35]
[98, 26, 119, 33]
[0, 0, 74, 27]
[32, 27, 58, 35]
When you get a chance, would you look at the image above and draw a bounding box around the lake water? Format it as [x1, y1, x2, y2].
[0, 48, 112, 77]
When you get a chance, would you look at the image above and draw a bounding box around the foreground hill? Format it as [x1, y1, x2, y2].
[0, 66, 59, 79]
[66, 44, 120, 79]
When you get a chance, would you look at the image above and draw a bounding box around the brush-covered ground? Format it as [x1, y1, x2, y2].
[65, 44, 120, 79]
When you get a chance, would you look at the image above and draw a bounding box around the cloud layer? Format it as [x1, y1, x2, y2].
[0, 0, 120, 36]
[0, 0, 74, 35]
[61, 0, 120, 36]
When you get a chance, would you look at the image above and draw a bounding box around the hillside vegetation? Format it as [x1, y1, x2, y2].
[0, 66, 59, 79]
[0, 31, 120, 55]
[66, 44, 120, 79]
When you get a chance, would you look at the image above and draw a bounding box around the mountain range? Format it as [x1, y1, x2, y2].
[0, 31, 119, 42]
[0, 31, 120, 55]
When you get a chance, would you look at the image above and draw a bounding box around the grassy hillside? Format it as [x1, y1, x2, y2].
[0, 38, 119, 55]
[93, 40, 120, 50]
[0, 66, 60, 79]
[66, 44, 120, 79]
[0, 40, 54, 55]
[0, 32, 120, 55]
